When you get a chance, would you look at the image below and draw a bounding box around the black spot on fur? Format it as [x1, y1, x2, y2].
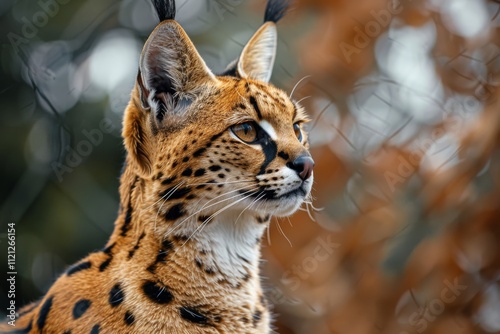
[128, 232, 146, 259]
[124, 311, 135, 326]
[159, 239, 174, 259]
[37, 296, 53, 331]
[182, 156, 189, 162]
[257, 215, 270, 223]
[198, 215, 210, 223]
[173, 234, 189, 242]
[66, 261, 91, 276]
[194, 168, 206, 177]
[73, 299, 91, 319]
[278, 151, 289, 160]
[210, 132, 224, 142]
[238, 255, 250, 264]
[179, 306, 210, 326]
[159, 186, 191, 200]
[142, 281, 174, 304]
[90, 324, 100, 334]
[193, 147, 206, 157]
[148, 239, 174, 273]
[208, 165, 221, 172]
[252, 310, 262, 327]
[249, 96, 262, 119]
[182, 168, 193, 177]
[109, 283, 125, 307]
[102, 243, 115, 255]
[165, 203, 185, 221]
[99, 257, 112, 272]
[120, 203, 133, 237]
[161, 176, 176, 185]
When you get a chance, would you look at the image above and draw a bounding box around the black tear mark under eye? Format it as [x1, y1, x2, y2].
[257, 135, 278, 175]
[179, 306, 211, 326]
[142, 280, 174, 304]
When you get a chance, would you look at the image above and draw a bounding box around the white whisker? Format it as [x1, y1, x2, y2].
[296, 95, 311, 104]
[176, 190, 258, 253]
[234, 191, 265, 225]
[290, 75, 312, 99]
[276, 219, 292, 248]
[163, 186, 257, 240]
[153, 181, 186, 232]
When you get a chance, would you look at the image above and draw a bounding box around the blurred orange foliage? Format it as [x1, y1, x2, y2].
[263, 0, 500, 333]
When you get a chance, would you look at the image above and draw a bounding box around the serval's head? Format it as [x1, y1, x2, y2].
[123, 0, 314, 225]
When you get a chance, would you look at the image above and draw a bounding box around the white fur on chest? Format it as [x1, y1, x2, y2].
[196, 211, 266, 284]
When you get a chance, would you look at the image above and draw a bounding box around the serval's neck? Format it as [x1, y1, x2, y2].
[111, 164, 269, 300]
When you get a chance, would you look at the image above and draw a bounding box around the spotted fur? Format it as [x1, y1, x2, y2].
[0, 0, 314, 333]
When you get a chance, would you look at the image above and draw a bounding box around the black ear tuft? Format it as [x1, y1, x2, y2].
[264, 0, 290, 23]
[152, 0, 176, 22]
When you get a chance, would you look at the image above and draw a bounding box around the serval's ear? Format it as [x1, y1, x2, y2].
[237, 22, 277, 83]
[137, 20, 216, 122]
[221, 0, 290, 82]
[125, 0, 216, 177]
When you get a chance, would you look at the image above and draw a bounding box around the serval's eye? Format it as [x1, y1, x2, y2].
[231, 122, 258, 143]
[293, 123, 302, 141]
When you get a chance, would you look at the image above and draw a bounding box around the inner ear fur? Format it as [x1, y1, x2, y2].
[236, 22, 278, 82]
[138, 20, 216, 120]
